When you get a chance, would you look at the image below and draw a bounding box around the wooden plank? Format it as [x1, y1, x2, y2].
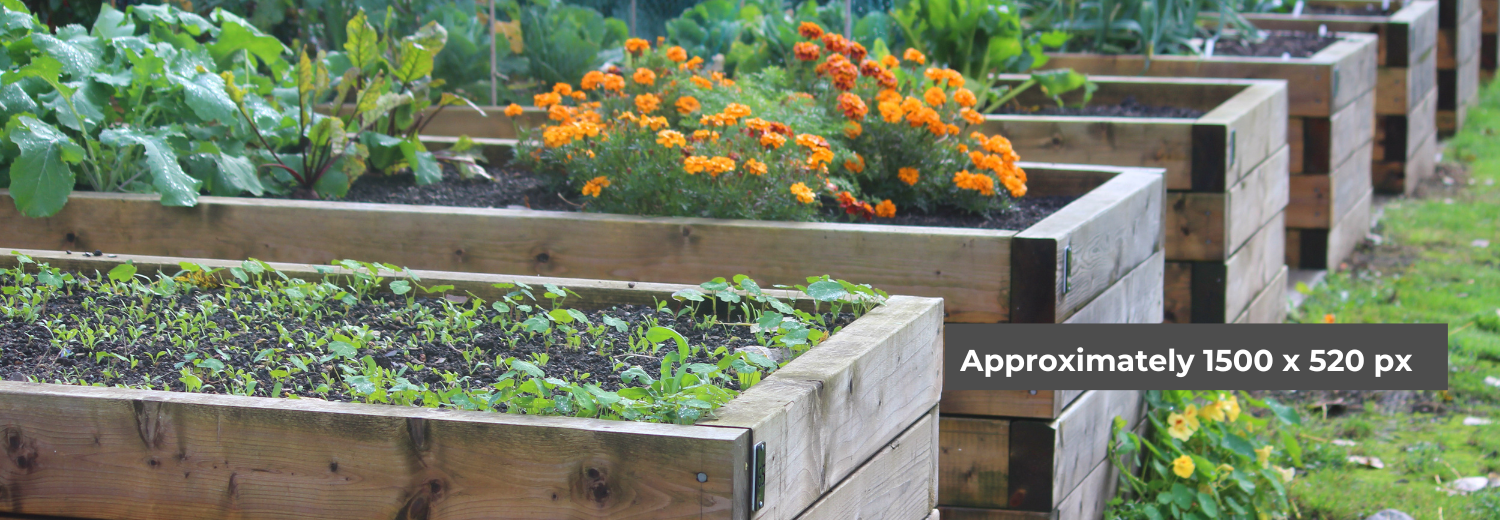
[0, 381, 749, 520]
[1044, 32, 1379, 117]
[1168, 146, 1290, 261]
[1374, 47, 1435, 116]
[1438, 15, 1484, 68]
[976, 117, 1193, 190]
[703, 297, 944, 520]
[1051, 457, 1120, 520]
[1328, 86, 1378, 174]
[1333, 142, 1377, 225]
[796, 410, 939, 520]
[940, 392, 1066, 420]
[1288, 116, 1306, 174]
[939, 416, 1011, 509]
[1198, 81, 1290, 191]
[937, 508, 1051, 520]
[1287, 174, 1333, 228]
[1374, 87, 1439, 162]
[1046, 391, 1146, 510]
[1376, 118, 1438, 194]
[1163, 261, 1194, 324]
[1011, 169, 1165, 323]
[1225, 211, 1288, 322]
[1327, 189, 1376, 270]
[1233, 265, 1290, 324]
[1062, 250, 1166, 324]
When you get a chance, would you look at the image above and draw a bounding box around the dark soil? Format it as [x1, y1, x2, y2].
[1247, 390, 1447, 416]
[329, 167, 1078, 232]
[1212, 30, 1341, 58]
[0, 279, 852, 404]
[993, 96, 1206, 119]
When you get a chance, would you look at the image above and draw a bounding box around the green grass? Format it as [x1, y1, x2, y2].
[1279, 80, 1500, 519]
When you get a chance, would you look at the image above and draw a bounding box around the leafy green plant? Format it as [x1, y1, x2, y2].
[499, 0, 627, 87]
[1105, 391, 1305, 520]
[723, 0, 904, 75]
[1019, 0, 1263, 61]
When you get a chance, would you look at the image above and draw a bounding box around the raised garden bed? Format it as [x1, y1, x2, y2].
[0, 163, 1164, 325]
[1045, 31, 1379, 271]
[1239, 0, 1441, 195]
[1484, 0, 1498, 81]
[979, 75, 1289, 324]
[1436, 0, 1484, 136]
[0, 249, 943, 520]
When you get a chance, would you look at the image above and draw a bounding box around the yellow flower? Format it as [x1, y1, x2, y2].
[580, 176, 610, 197]
[683, 156, 710, 175]
[1183, 405, 1202, 430]
[504, 104, 524, 117]
[1273, 466, 1295, 483]
[790, 182, 816, 204]
[681, 56, 704, 70]
[1172, 455, 1195, 479]
[745, 159, 767, 176]
[1256, 445, 1274, 468]
[633, 67, 657, 86]
[1201, 401, 1226, 422]
[707, 156, 735, 177]
[552, 83, 574, 96]
[635, 93, 661, 114]
[1167, 412, 1195, 441]
[875, 199, 895, 218]
[1222, 396, 1241, 422]
[878, 101, 904, 123]
[666, 46, 687, 63]
[898, 167, 919, 186]
[656, 129, 686, 149]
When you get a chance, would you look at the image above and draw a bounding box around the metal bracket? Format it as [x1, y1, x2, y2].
[1062, 244, 1073, 295]
[751, 442, 766, 512]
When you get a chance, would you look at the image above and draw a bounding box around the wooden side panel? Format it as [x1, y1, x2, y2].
[1163, 261, 1193, 324]
[940, 392, 1061, 420]
[0, 382, 748, 520]
[1051, 458, 1121, 520]
[704, 297, 945, 520]
[1062, 251, 1165, 324]
[797, 411, 939, 520]
[1233, 265, 1290, 324]
[977, 118, 1194, 190]
[1287, 174, 1333, 228]
[1328, 87, 1378, 174]
[1333, 143, 1377, 225]
[1048, 391, 1146, 510]
[1439, 13, 1484, 68]
[1226, 146, 1292, 260]
[1288, 117, 1305, 174]
[1327, 190, 1376, 270]
[1206, 81, 1290, 190]
[939, 417, 1011, 509]
[1225, 212, 1288, 323]
[1375, 41, 1437, 115]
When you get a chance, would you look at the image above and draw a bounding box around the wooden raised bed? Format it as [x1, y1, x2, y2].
[978, 75, 1289, 324]
[1046, 32, 1378, 271]
[1239, 0, 1438, 195]
[1436, 0, 1483, 136]
[0, 249, 943, 520]
[0, 162, 1164, 325]
[937, 390, 1146, 520]
[1484, 0, 1498, 81]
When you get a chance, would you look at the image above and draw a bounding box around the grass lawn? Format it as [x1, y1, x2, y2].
[1277, 80, 1500, 519]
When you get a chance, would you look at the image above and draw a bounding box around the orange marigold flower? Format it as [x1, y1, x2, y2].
[961, 108, 984, 125]
[860, 60, 885, 77]
[542, 125, 572, 148]
[683, 156, 710, 175]
[602, 73, 626, 91]
[688, 76, 713, 90]
[875, 199, 896, 218]
[844, 153, 865, 173]
[982, 133, 1015, 155]
[790, 182, 816, 203]
[878, 101, 904, 123]
[946, 123, 961, 135]
[769, 122, 792, 135]
[552, 83, 574, 96]
[795, 133, 827, 149]
[581, 71, 605, 90]
[707, 156, 735, 176]
[954, 170, 996, 196]
[635, 93, 661, 114]
[712, 71, 735, 86]
[809, 148, 835, 169]
[682, 56, 705, 70]
[633, 68, 657, 86]
[924, 86, 947, 106]
[799, 22, 825, 39]
[954, 88, 978, 108]
[924, 68, 945, 82]
[581, 176, 610, 197]
[877, 69, 898, 89]
[876, 89, 901, 104]
[957, 144, 968, 153]
[534, 92, 562, 108]
[821, 33, 849, 54]
[691, 129, 721, 142]
[903, 48, 926, 64]
[848, 42, 867, 63]
[1002, 173, 1027, 198]
[625, 38, 650, 54]
[744, 117, 771, 132]
[724, 103, 752, 118]
[745, 158, 768, 176]
[1323, 314, 1336, 323]
[656, 129, 687, 149]
[676, 96, 701, 114]
[945, 70, 965, 88]
[760, 132, 787, 149]
[548, 103, 573, 122]
[643, 115, 669, 130]
[880, 54, 900, 69]
[898, 167, 920, 186]
[837, 92, 868, 121]
[571, 91, 586, 100]
[794, 41, 821, 61]
[844, 121, 863, 139]
[666, 46, 688, 63]
[504, 103, 524, 117]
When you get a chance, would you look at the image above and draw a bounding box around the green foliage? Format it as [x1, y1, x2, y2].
[1106, 391, 1303, 520]
[1019, 0, 1263, 61]
[665, 0, 902, 76]
[0, 253, 886, 425]
[500, 0, 627, 87]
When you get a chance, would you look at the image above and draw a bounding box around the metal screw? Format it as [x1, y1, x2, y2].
[697, 473, 707, 483]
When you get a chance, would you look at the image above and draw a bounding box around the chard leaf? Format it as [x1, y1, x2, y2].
[91, 4, 135, 39]
[0, 83, 38, 121]
[207, 21, 286, 76]
[392, 40, 436, 83]
[99, 128, 200, 207]
[6, 116, 83, 217]
[176, 72, 235, 122]
[31, 32, 102, 77]
[344, 10, 379, 71]
[398, 138, 439, 185]
[42, 86, 103, 132]
[212, 152, 262, 196]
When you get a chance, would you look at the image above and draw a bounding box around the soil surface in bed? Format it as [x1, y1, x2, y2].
[330, 167, 1079, 231]
[1211, 30, 1343, 58]
[993, 96, 1208, 118]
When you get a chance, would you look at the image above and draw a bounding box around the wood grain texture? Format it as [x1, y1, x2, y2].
[939, 416, 1011, 509]
[1047, 391, 1146, 510]
[1044, 33, 1378, 117]
[1013, 169, 1165, 323]
[1062, 250, 1165, 324]
[0, 381, 749, 520]
[940, 391, 1073, 421]
[1050, 458, 1120, 520]
[1327, 189, 1376, 270]
[1233, 265, 1290, 324]
[1225, 212, 1288, 322]
[1289, 142, 1373, 229]
[1332, 142, 1377, 225]
[976, 117, 1193, 191]
[1374, 87, 1439, 163]
[1167, 146, 1290, 261]
[703, 297, 944, 520]
[1163, 262, 1194, 324]
[1327, 86, 1378, 175]
[796, 410, 939, 520]
[1438, 12, 1483, 68]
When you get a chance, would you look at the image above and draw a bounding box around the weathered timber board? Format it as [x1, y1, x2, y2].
[939, 416, 1012, 509]
[1484, 0, 1498, 76]
[1167, 146, 1289, 261]
[795, 409, 939, 520]
[938, 391, 1088, 422]
[1233, 265, 1290, 324]
[1289, 85, 1376, 175]
[1164, 261, 1194, 324]
[0, 250, 943, 520]
[1171, 211, 1288, 323]
[1061, 250, 1165, 325]
[979, 77, 1287, 192]
[1327, 189, 1376, 270]
[1044, 33, 1379, 117]
[1288, 141, 1374, 229]
[1375, 87, 1439, 164]
[1438, 12, 1483, 69]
